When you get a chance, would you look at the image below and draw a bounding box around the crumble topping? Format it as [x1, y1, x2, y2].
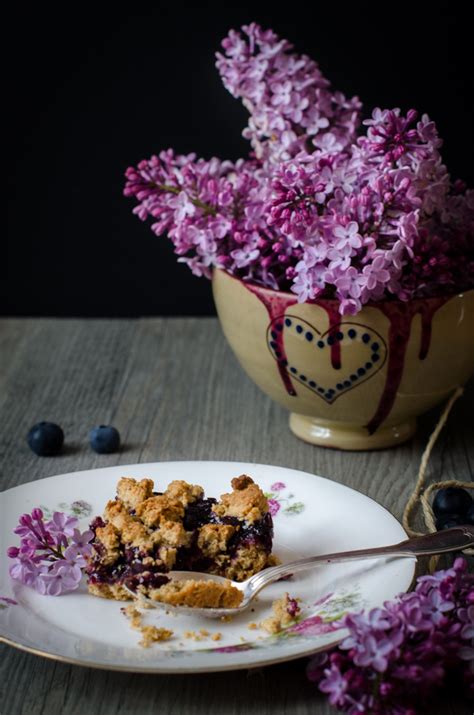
[116, 477, 154, 509]
[197, 524, 235, 557]
[212, 475, 269, 523]
[94, 523, 121, 565]
[136, 494, 185, 527]
[104, 499, 153, 549]
[164, 480, 204, 506]
[223, 544, 269, 581]
[86, 474, 274, 605]
[88, 581, 131, 601]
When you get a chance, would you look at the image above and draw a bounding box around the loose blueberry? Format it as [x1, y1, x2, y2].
[89, 425, 121, 454]
[27, 422, 64, 456]
[432, 487, 472, 517]
[466, 502, 474, 525]
[435, 513, 465, 531]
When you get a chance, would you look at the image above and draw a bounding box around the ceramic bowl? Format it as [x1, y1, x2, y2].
[212, 268, 474, 450]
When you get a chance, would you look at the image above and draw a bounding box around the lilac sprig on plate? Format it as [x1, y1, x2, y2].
[307, 557, 474, 713]
[7, 508, 93, 596]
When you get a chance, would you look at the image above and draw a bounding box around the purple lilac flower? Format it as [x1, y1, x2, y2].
[307, 558, 474, 713]
[8, 508, 93, 596]
[47, 511, 78, 539]
[125, 23, 474, 315]
[37, 561, 82, 596]
[270, 481, 286, 492]
[216, 23, 361, 164]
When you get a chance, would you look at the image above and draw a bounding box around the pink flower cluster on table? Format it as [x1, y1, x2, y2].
[7, 508, 93, 596]
[307, 557, 474, 714]
[124, 22, 474, 315]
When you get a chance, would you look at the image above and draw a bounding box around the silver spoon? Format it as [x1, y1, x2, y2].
[126, 526, 474, 619]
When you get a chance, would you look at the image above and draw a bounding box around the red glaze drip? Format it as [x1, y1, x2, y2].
[418, 296, 449, 360]
[315, 300, 342, 370]
[243, 282, 298, 396]
[366, 296, 451, 435]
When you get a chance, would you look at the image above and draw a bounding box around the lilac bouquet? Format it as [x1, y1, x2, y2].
[307, 557, 474, 713]
[124, 23, 473, 315]
[7, 508, 93, 596]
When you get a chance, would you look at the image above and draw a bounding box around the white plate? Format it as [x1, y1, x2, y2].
[0, 461, 414, 673]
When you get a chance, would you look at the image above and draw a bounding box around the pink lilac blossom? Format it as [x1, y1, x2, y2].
[7, 508, 93, 596]
[306, 557, 474, 714]
[124, 23, 474, 316]
[215, 22, 361, 164]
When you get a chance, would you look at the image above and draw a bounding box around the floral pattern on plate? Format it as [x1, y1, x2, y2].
[39, 500, 92, 520]
[204, 588, 363, 653]
[264, 482, 305, 516]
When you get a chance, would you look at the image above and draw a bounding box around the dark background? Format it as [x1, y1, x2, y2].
[4, 5, 473, 317]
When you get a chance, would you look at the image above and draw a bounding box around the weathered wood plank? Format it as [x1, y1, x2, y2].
[0, 318, 472, 715]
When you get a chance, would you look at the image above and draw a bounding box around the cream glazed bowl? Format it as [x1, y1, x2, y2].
[212, 269, 474, 450]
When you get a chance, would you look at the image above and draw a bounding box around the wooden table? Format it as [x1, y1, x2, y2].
[0, 318, 472, 715]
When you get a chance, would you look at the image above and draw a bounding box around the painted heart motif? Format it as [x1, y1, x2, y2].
[266, 315, 387, 404]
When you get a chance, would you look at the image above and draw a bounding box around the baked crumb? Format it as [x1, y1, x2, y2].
[183, 630, 205, 641]
[197, 524, 235, 557]
[123, 605, 143, 630]
[138, 625, 173, 648]
[149, 579, 243, 609]
[211, 632, 222, 641]
[136, 495, 184, 527]
[260, 593, 301, 634]
[116, 477, 154, 508]
[231, 475, 254, 490]
[122, 603, 173, 648]
[247, 622, 258, 630]
[164, 480, 204, 506]
[183, 630, 197, 640]
[212, 475, 269, 523]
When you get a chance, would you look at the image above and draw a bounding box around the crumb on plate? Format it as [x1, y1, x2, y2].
[260, 593, 301, 634]
[138, 625, 173, 648]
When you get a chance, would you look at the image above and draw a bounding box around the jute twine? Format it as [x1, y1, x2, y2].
[402, 386, 473, 572]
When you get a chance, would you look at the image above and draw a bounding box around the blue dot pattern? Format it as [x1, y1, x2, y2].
[266, 317, 385, 403]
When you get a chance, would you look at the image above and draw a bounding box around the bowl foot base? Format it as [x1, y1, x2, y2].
[289, 413, 417, 451]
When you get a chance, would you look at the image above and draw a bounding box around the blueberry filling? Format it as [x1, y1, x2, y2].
[183, 497, 218, 530]
[222, 512, 274, 556]
[86, 543, 169, 591]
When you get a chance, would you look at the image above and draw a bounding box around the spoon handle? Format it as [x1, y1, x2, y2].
[246, 526, 474, 596]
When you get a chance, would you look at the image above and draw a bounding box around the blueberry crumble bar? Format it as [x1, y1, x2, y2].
[86, 474, 274, 608]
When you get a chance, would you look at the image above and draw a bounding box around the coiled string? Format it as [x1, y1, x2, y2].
[402, 387, 473, 571]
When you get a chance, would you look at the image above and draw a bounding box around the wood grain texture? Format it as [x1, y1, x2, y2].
[0, 318, 472, 715]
